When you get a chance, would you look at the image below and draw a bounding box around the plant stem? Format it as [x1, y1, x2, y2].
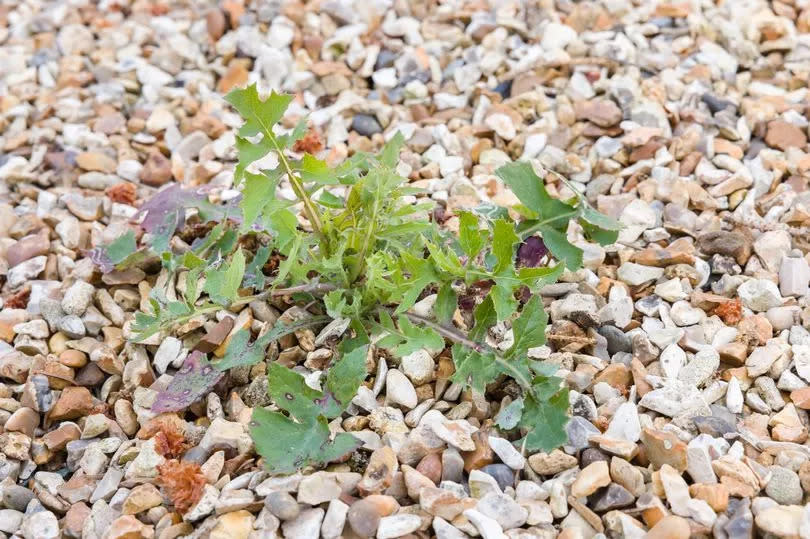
[267, 133, 330, 255]
[403, 312, 534, 391]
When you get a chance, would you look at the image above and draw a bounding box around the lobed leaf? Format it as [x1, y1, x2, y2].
[251, 408, 362, 475]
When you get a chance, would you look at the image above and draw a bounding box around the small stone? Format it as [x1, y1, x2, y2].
[780, 252, 810, 297]
[321, 499, 349, 539]
[589, 483, 634, 512]
[20, 510, 59, 539]
[139, 149, 172, 187]
[386, 369, 418, 409]
[765, 120, 807, 151]
[487, 436, 525, 470]
[122, 483, 163, 514]
[529, 449, 578, 475]
[737, 279, 783, 311]
[659, 464, 691, 517]
[575, 99, 623, 127]
[697, 231, 751, 264]
[358, 447, 398, 495]
[764, 466, 802, 505]
[76, 152, 116, 173]
[610, 457, 645, 496]
[463, 508, 505, 539]
[376, 514, 422, 539]
[61, 281, 95, 316]
[571, 461, 610, 498]
[401, 349, 435, 385]
[352, 115, 382, 136]
[107, 515, 154, 539]
[646, 515, 691, 539]
[476, 492, 528, 530]
[210, 510, 253, 539]
[298, 472, 342, 505]
[0, 509, 23, 534]
[48, 386, 94, 420]
[755, 505, 805, 537]
[265, 491, 300, 521]
[5, 234, 50, 268]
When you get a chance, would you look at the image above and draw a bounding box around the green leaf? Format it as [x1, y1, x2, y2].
[266, 362, 325, 420]
[323, 346, 368, 418]
[107, 231, 137, 264]
[251, 408, 361, 475]
[492, 219, 519, 274]
[580, 205, 621, 231]
[394, 315, 444, 356]
[458, 211, 486, 260]
[489, 284, 518, 322]
[324, 290, 347, 319]
[495, 398, 524, 430]
[317, 191, 345, 208]
[581, 220, 619, 246]
[519, 381, 569, 452]
[496, 162, 576, 231]
[233, 136, 272, 185]
[507, 295, 548, 360]
[516, 264, 565, 289]
[539, 226, 582, 270]
[203, 247, 245, 305]
[240, 173, 276, 231]
[216, 329, 265, 370]
[450, 344, 501, 393]
[434, 283, 457, 325]
[243, 245, 270, 290]
[262, 203, 298, 255]
[470, 296, 497, 342]
[222, 247, 246, 299]
[225, 84, 293, 139]
[426, 242, 465, 277]
[379, 133, 405, 168]
[298, 153, 332, 183]
[372, 314, 444, 357]
[184, 266, 204, 305]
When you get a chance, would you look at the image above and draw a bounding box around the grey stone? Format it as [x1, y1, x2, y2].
[764, 466, 802, 505]
[589, 483, 634, 512]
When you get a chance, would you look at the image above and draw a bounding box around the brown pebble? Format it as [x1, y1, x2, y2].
[5, 407, 39, 437]
[415, 453, 442, 484]
[646, 515, 691, 539]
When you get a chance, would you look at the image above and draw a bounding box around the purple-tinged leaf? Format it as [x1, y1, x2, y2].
[517, 236, 548, 267]
[152, 350, 224, 413]
[85, 246, 115, 273]
[133, 185, 243, 237]
[132, 185, 203, 233]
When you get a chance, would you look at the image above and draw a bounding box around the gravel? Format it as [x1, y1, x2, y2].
[0, 0, 809, 537]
